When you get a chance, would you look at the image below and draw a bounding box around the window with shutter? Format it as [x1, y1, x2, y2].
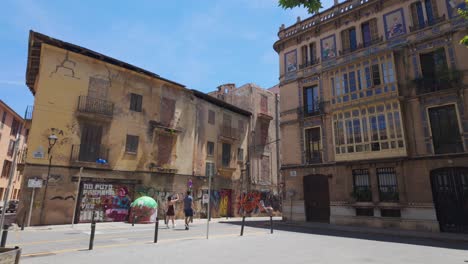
[1, 160, 12, 178]
[237, 148, 244, 161]
[341, 30, 350, 51]
[301, 45, 308, 65]
[130, 93, 143, 112]
[371, 64, 381, 86]
[0, 112, 6, 129]
[125, 135, 139, 153]
[7, 140, 14, 156]
[369, 19, 378, 41]
[309, 43, 317, 63]
[208, 110, 215, 125]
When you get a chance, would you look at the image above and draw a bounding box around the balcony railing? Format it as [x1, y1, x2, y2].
[221, 126, 239, 140]
[351, 186, 373, 202]
[302, 100, 324, 117]
[379, 185, 399, 202]
[24, 106, 33, 121]
[409, 15, 446, 32]
[71, 144, 109, 163]
[306, 152, 321, 164]
[363, 36, 384, 48]
[77, 96, 114, 117]
[413, 70, 462, 95]
[299, 58, 320, 69]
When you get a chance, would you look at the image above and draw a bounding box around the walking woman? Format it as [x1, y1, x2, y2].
[166, 194, 179, 228]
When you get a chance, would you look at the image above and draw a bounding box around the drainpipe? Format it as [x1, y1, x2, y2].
[275, 94, 281, 195]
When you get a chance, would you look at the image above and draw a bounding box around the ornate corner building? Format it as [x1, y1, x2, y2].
[274, 0, 468, 233]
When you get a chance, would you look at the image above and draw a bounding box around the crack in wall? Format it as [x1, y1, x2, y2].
[49, 52, 80, 79]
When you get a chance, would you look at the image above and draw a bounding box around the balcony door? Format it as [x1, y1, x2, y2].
[79, 124, 103, 162]
[304, 86, 319, 116]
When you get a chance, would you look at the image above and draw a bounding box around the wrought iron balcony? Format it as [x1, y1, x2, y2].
[379, 185, 399, 202]
[413, 70, 462, 95]
[302, 100, 325, 117]
[299, 58, 320, 69]
[351, 186, 373, 202]
[77, 96, 114, 117]
[306, 152, 322, 164]
[410, 15, 446, 32]
[363, 36, 384, 48]
[71, 144, 109, 163]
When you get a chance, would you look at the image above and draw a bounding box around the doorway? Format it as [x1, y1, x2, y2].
[430, 167, 468, 233]
[303, 174, 330, 222]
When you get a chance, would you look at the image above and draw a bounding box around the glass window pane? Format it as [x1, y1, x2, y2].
[388, 112, 395, 139]
[371, 116, 379, 141]
[349, 72, 357, 93]
[394, 112, 402, 138]
[353, 119, 362, 143]
[378, 114, 387, 140]
[346, 120, 354, 144]
[343, 73, 349, 94]
[362, 117, 369, 142]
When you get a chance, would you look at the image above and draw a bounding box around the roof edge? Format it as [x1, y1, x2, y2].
[191, 90, 252, 117]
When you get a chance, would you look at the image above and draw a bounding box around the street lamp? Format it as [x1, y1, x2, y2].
[40, 133, 58, 225]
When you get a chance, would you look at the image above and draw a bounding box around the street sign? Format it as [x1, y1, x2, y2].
[28, 178, 43, 188]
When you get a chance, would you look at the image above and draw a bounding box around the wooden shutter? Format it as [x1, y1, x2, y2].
[161, 97, 176, 127]
[369, 18, 378, 41]
[341, 30, 350, 51]
[429, 0, 439, 19]
[125, 135, 139, 153]
[410, 3, 420, 27]
[208, 110, 215, 125]
[222, 143, 231, 167]
[310, 43, 317, 62]
[301, 45, 308, 65]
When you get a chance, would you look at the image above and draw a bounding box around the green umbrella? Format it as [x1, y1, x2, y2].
[131, 196, 158, 209]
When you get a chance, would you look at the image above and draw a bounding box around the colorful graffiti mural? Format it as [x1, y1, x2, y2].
[237, 191, 282, 215]
[79, 182, 132, 222]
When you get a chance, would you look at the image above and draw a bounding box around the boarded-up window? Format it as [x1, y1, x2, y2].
[130, 93, 143, 112]
[260, 156, 270, 183]
[208, 110, 215, 125]
[88, 77, 109, 99]
[260, 95, 268, 114]
[161, 97, 176, 127]
[157, 134, 174, 165]
[125, 135, 139, 153]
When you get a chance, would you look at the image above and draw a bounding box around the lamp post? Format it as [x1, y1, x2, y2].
[39, 134, 58, 225]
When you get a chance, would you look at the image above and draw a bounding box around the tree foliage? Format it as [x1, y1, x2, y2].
[278, 0, 323, 14]
[459, 0, 468, 46]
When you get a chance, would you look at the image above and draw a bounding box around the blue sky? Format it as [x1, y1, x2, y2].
[0, 0, 334, 115]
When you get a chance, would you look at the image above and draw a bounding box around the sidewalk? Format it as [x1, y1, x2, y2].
[276, 221, 468, 243]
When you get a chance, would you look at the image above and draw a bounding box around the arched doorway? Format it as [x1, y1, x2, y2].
[430, 167, 468, 233]
[303, 174, 330, 223]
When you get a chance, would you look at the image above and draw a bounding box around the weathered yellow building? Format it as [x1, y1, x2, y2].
[275, 0, 468, 233]
[19, 31, 252, 225]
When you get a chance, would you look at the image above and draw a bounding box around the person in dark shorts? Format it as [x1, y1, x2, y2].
[165, 194, 179, 228]
[184, 191, 194, 230]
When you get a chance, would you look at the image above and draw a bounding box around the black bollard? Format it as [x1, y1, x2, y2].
[240, 216, 246, 236]
[270, 215, 273, 234]
[132, 215, 136, 227]
[89, 212, 96, 250]
[0, 225, 8, 247]
[21, 212, 27, 231]
[154, 217, 159, 243]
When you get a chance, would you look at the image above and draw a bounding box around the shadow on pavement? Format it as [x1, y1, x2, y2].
[220, 220, 468, 251]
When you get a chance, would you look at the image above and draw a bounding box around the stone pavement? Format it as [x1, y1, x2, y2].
[21, 220, 468, 264]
